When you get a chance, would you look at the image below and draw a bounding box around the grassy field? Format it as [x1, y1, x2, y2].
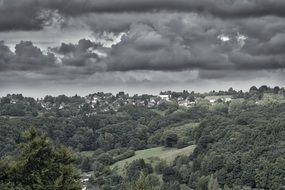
[80, 122, 198, 158]
[80, 151, 96, 157]
[110, 145, 196, 174]
[81, 122, 198, 175]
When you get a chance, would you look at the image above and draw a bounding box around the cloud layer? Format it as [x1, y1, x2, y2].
[1, 0, 285, 95]
[2, 0, 285, 31]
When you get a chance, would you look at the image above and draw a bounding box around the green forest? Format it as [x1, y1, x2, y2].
[0, 86, 285, 190]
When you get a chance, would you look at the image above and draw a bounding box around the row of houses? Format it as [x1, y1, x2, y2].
[84, 94, 233, 113]
[204, 96, 232, 103]
[0, 93, 233, 115]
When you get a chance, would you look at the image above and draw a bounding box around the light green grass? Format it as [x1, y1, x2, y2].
[80, 151, 96, 157]
[110, 145, 196, 174]
[157, 145, 196, 162]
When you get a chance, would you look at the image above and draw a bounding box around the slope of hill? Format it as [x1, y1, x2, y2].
[111, 145, 196, 174]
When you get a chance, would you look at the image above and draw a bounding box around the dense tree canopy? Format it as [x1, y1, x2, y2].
[0, 86, 285, 189]
[0, 128, 81, 190]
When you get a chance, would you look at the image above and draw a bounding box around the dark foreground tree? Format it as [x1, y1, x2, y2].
[0, 128, 81, 190]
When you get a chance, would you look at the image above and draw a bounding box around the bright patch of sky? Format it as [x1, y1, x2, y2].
[236, 33, 248, 47]
[218, 33, 247, 47]
[93, 32, 127, 48]
[218, 34, 230, 42]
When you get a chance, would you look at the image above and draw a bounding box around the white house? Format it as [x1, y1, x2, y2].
[58, 102, 66, 110]
[205, 96, 232, 103]
[92, 96, 99, 104]
[209, 99, 216, 103]
[159, 95, 170, 101]
[150, 97, 157, 103]
[178, 101, 189, 107]
[224, 97, 232, 102]
[11, 99, 17, 104]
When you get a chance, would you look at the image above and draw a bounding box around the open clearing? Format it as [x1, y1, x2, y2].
[80, 151, 96, 157]
[110, 145, 196, 173]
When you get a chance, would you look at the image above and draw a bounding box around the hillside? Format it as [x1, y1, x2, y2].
[111, 145, 196, 174]
[1, 86, 285, 189]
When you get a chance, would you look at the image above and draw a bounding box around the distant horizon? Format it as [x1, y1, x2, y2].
[1, 83, 284, 99]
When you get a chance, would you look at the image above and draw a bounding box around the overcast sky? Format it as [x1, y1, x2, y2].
[1, 0, 285, 97]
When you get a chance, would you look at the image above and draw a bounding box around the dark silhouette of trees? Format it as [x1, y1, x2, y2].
[0, 128, 81, 190]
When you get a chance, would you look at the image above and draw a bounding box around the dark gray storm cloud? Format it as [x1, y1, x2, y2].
[0, 41, 56, 71]
[0, 39, 106, 75]
[51, 39, 101, 67]
[0, 0, 54, 31]
[2, 0, 285, 31]
[55, 0, 285, 19]
[0, 41, 13, 70]
[99, 15, 285, 73]
[54, 39, 99, 55]
[105, 22, 231, 72]
[37, 0, 285, 17]
[13, 41, 56, 70]
[1, 0, 285, 94]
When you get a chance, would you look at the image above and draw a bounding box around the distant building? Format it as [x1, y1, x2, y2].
[224, 97, 232, 102]
[11, 99, 17, 104]
[92, 97, 98, 104]
[209, 99, 216, 103]
[147, 101, 156, 108]
[150, 97, 157, 103]
[205, 96, 232, 103]
[178, 101, 189, 107]
[159, 95, 170, 101]
[59, 103, 65, 110]
[177, 97, 184, 101]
